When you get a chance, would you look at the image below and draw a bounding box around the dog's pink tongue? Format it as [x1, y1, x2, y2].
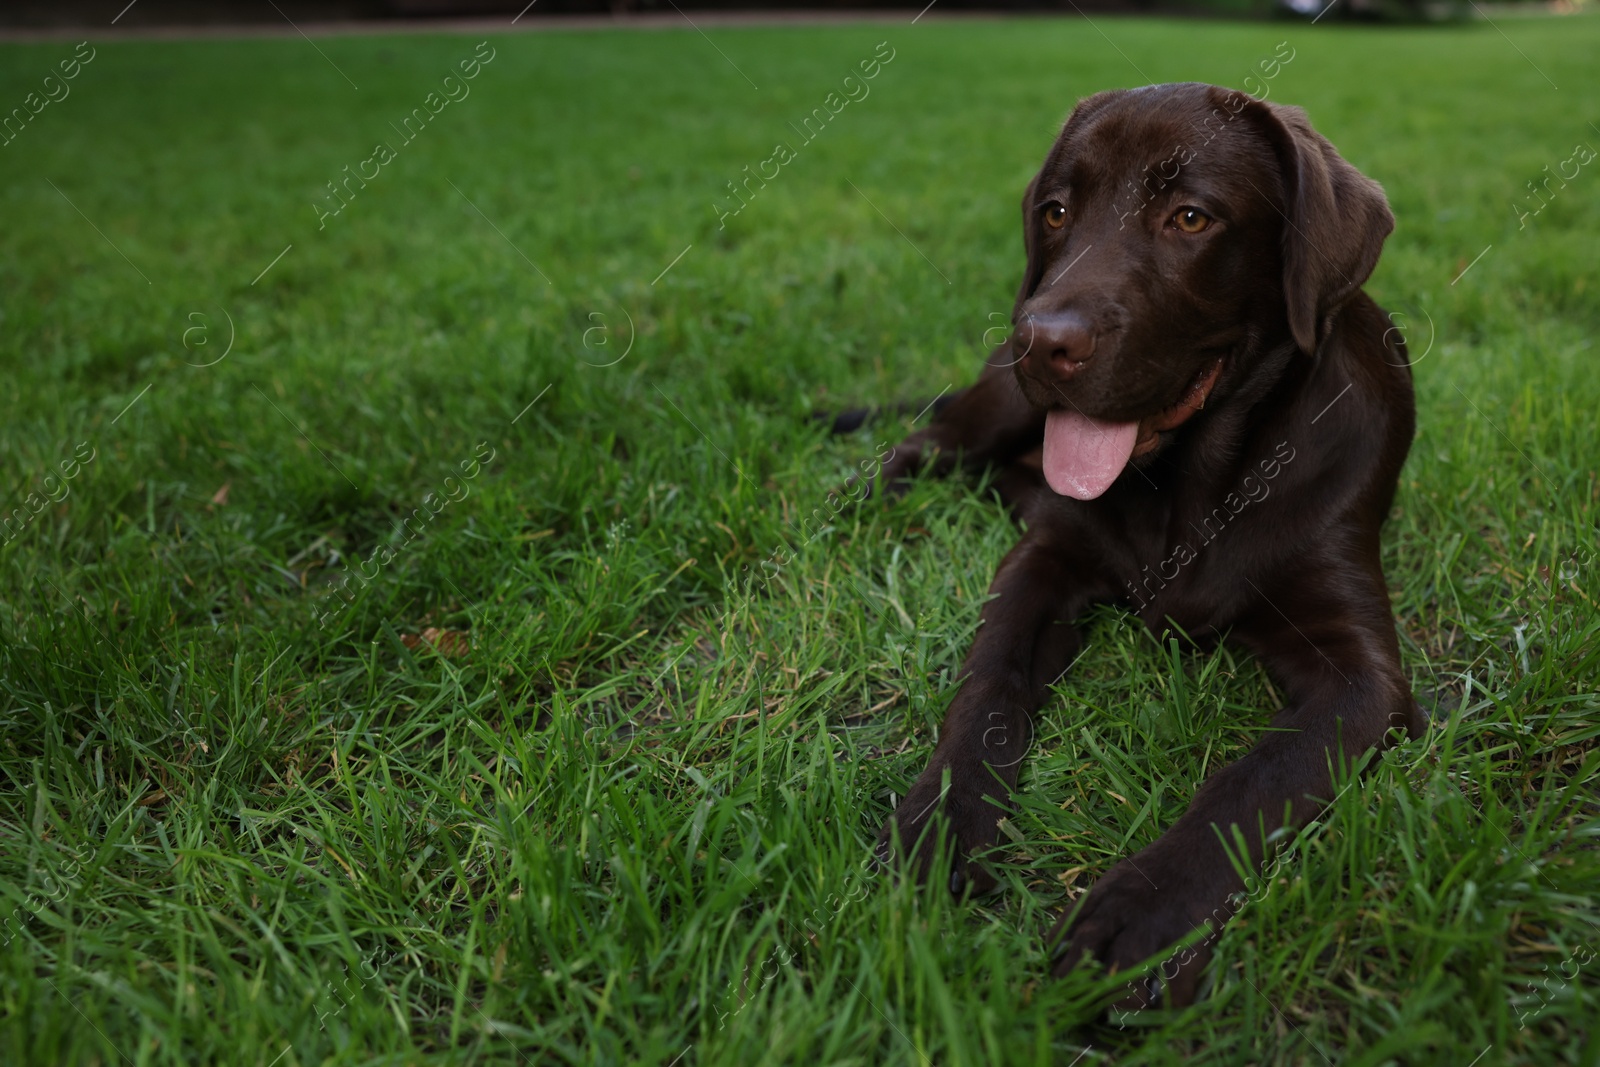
[1042, 409, 1140, 499]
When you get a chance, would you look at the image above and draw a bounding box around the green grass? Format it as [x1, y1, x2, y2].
[1, 12, 1597, 1066]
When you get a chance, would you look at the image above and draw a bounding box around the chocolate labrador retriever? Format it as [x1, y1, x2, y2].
[867, 83, 1422, 1008]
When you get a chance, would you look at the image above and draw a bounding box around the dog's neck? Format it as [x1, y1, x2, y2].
[1143, 330, 1303, 490]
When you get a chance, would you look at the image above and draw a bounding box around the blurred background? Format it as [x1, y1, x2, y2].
[2, 0, 1588, 32]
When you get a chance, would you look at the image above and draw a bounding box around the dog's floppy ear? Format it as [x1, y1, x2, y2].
[1247, 99, 1394, 355]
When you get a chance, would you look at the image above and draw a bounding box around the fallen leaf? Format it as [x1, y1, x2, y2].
[403, 627, 470, 657]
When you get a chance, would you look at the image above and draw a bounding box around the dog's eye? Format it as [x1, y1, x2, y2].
[1171, 207, 1212, 234]
[1044, 204, 1068, 230]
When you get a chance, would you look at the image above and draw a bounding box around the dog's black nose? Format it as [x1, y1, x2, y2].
[1020, 311, 1096, 378]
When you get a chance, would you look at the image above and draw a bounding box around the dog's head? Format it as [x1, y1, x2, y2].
[1009, 83, 1393, 499]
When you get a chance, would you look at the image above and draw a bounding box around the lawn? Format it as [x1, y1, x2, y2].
[1, 11, 1597, 1066]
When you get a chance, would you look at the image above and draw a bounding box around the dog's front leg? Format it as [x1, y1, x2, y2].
[876, 526, 1099, 893]
[1052, 568, 1425, 1008]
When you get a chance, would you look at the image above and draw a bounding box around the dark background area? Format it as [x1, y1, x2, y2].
[0, 0, 1537, 31]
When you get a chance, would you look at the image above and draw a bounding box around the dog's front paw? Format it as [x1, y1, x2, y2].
[875, 764, 1003, 895]
[1049, 846, 1231, 1010]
